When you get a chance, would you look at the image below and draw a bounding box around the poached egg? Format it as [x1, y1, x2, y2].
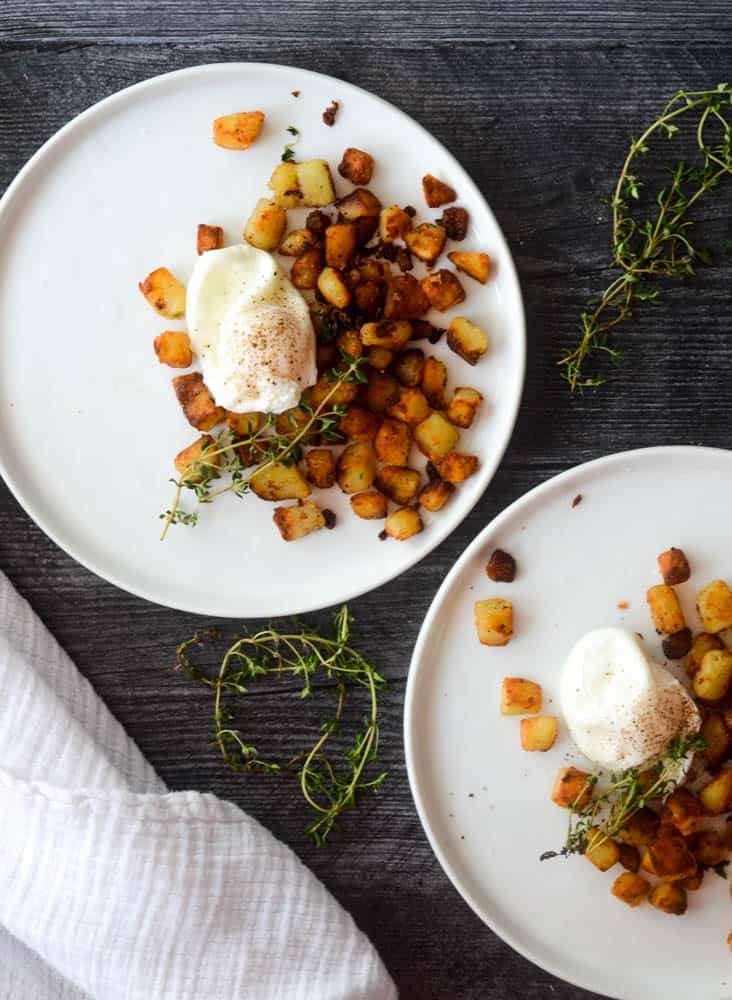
[186, 244, 316, 414]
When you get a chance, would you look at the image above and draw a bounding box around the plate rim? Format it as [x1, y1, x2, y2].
[0, 60, 526, 617]
[403, 443, 732, 1000]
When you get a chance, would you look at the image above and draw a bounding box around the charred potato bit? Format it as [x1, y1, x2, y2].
[405, 223, 447, 265]
[446, 386, 483, 427]
[291, 247, 324, 290]
[691, 830, 729, 868]
[612, 871, 650, 906]
[375, 465, 421, 505]
[379, 205, 413, 242]
[273, 499, 325, 541]
[374, 418, 412, 466]
[317, 267, 352, 309]
[325, 223, 359, 269]
[338, 147, 374, 185]
[154, 331, 193, 368]
[410, 319, 442, 341]
[296, 159, 336, 207]
[336, 188, 381, 244]
[618, 843, 641, 873]
[585, 831, 620, 872]
[387, 387, 431, 427]
[250, 462, 310, 501]
[551, 767, 593, 809]
[306, 209, 330, 236]
[213, 110, 264, 149]
[172, 372, 226, 431]
[244, 198, 287, 251]
[486, 548, 516, 583]
[447, 251, 490, 284]
[475, 599, 514, 648]
[693, 649, 732, 701]
[687, 632, 724, 676]
[197, 224, 224, 254]
[361, 319, 413, 351]
[279, 228, 318, 256]
[646, 584, 686, 635]
[422, 269, 466, 312]
[394, 349, 425, 388]
[658, 547, 691, 585]
[339, 403, 381, 442]
[697, 579, 732, 633]
[661, 788, 704, 836]
[322, 100, 339, 126]
[700, 712, 730, 765]
[422, 173, 457, 208]
[699, 769, 732, 814]
[174, 435, 219, 482]
[353, 281, 385, 318]
[616, 807, 659, 846]
[383, 274, 431, 320]
[317, 342, 338, 371]
[350, 490, 388, 520]
[384, 506, 423, 541]
[662, 627, 692, 660]
[438, 206, 469, 240]
[336, 442, 377, 494]
[649, 882, 687, 915]
[414, 412, 459, 461]
[361, 371, 399, 413]
[226, 411, 261, 436]
[447, 317, 489, 365]
[437, 453, 478, 483]
[139, 267, 186, 318]
[367, 347, 394, 371]
[422, 357, 448, 409]
[520, 716, 557, 751]
[268, 162, 301, 209]
[303, 448, 336, 489]
[418, 478, 454, 512]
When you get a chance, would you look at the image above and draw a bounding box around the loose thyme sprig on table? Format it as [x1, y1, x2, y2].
[560, 84, 732, 391]
[175, 606, 387, 846]
[159, 352, 368, 540]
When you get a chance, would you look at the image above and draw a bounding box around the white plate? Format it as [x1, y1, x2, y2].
[0, 63, 525, 617]
[405, 446, 732, 1000]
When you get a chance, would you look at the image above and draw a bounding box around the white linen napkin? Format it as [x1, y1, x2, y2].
[0, 572, 396, 1000]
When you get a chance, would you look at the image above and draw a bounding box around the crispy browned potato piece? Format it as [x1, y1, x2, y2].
[661, 788, 704, 836]
[353, 281, 385, 319]
[487, 549, 516, 582]
[172, 373, 225, 431]
[658, 547, 691, 585]
[700, 713, 730, 766]
[551, 767, 593, 809]
[336, 442, 377, 494]
[383, 274, 431, 320]
[374, 418, 412, 465]
[501, 676, 540, 714]
[414, 412, 459, 461]
[244, 198, 287, 251]
[226, 411, 261, 436]
[662, 628, 692, 660]
[279, 229, 318, 256]
[317, 266, 352, 309]
[375, 465, 421, 505]
[421, 357, 448, 409]
[174, 435, 219, 483]
[678, 868, 704, 891]
[269, 161, 301, 209]
[437, 453, 478, 484]
[422, 173, 456, 208]
[649, 882, 687, 915]
[361, 320, 413, 351]
[439, 206, 469, 240]
[379, 204, 413, 242]
[691, 830, 729, 867]
[197, 224, 224, 254]
[339, 403, 381, 442]
[693, 649, 732, 701]
[139, 267, 186, 318]
[616, 807, 659, 846]
[387, 387, 431, 427]
[447, 251, 490, 284]
[384, 506, 423, 540]
[612, 871, 650, 906]
[291, 247, 324, 290]
[446, 386, 482, 427]
[520, 716, 557, 751]
[250, 462, 310, 501]
[213, 111, 264, 149]
[418, 478, 454, 512]
[617, 843, 641, 873]
[296, 159, 336, 207]
[350, 490, 388, 520]
[309, 374, 359, 409]
[325, 223, 358, 269]
[475, 599, 514, 648]
[367, 347, 394, 371]
[646, 584, 686, 634]
[697, 579, 732, 633]
[361, 370, 399, 413]
[699, 769, 732, 814]
[335, 328, 364, 359]
[585, 831, 620, 872]
[686, 632, 724, 677]
[338, 147, 374, 185]
[422, 270, 466, 312]
[303, 448, 336, 489]
[394, 349, 425, 388]
[275, 404, 311, 441]
[336, 188, 381, 243]
[273, 499, 326, 541]
[405, 223, 447, 265]
[154, 331, 193, 368]
[447, 317, 489, 365]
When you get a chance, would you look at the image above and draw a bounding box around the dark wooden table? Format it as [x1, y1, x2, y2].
[2, 4, 731, 998]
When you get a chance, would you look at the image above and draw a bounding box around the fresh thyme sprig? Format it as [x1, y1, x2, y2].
[281, 125, 300, 162]
[560, 84, 732, 391]
[175, 606, 387, 846]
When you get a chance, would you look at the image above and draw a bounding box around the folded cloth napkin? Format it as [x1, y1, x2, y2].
[0, 572, 396, 1000]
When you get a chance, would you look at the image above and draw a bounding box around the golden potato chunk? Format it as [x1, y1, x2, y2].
[250, 461, 310, 501]
[678, 868, 703, 891]
[336, 328, 364, 360]
[375, 465, 421, 505]
[361, 371, 399, 414]
[154, 331, 193, 368]
[197, 223, 224, 254]
[585, 830, 620, 872]
[414, 412, 460, 461]
[338, 147, 374, 185]
[447, 251, 491, 284]
[646, 584, 686, 634]
[386, 387, 431, 427]
[227, 411, 261, 437]
[174, 435, 219, 483]
[520, 716, 557, 751]
[353, 280, 385, 319]
[336, 442, 377, 494]
[422, 270, 466, 312]
[139, 267, 186, 318]
[212, 110, 264, 149]
[367, 347, 393, 371]
[325, 223, 358, 269]
[616, 807, 659, 846]
[296, 159, 336, 207]
[649, 882, 687, 915]
[244, 198, 287, 251]
[268, 161, 301, 209]
[437, 453, 479, 484]
[700, 713, 730, 766]
[350, 490, 388, 520]
[275, 404, 311, 442]
[422, 173, 456, 207]
[697, 579, 732, 634]
[303, 448, 336, 489]
[661, 788, 704, 837]
[273, 499, 326, 541]
[383, 274, 431, 319]
[394, 349, 425, 388]
[339, 403, 381, 442]
[447, 387, 483, 428]
[447, 316, 489, 365]
[379, 204, 413, 242]
[657, 546, 691, 586]
[422, 356, 448, 409]
[172, 372, 226, 431]
[336, 188, 381, 243]
[418, 478, 454, 512]
[475, 598, 513, 647]
[317, 266, 352, 309]
[551, 767, 593, 809]
[612, 872, 650, 907]
[374, 418, 412, 466]
[691, 830, 729, 867]
[647, 834, 697, 881]
[405, 222, 447, 265]
[686, 632, 724, 677]
[501, 676, 541, 714]
[384, 506, 423, 540]
[279, 228, 318, 256]
[699, 769, 732, 815]
[693, 648, 732, 701]
[291, 247, 323, 290]
[361, 320, 413, 351]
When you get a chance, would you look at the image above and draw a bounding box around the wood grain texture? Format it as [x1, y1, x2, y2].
[2, 6, 732, 998]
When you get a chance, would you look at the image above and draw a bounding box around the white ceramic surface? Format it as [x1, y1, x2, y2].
[0, 62, 525, 618]
[405, 446, 732, 1000]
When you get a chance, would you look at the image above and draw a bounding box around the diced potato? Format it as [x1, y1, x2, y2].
[335, 328, 363, 359]
[617, 843, 641, 873]
[687, 632, 724, 676]
[337, 147, 374, 185]
[447, 386, 483, 428]
[275, 404, 311, 441]
[693, 649, 732, 701]
[336, 441, 377, 494]
[616, 807, 659, 846]
[520, 716, 557, 751]
[699, 769, 732, 815]
[678, 868, 703, 891]
[691, 830, 729, 867]
[325, 223, 358, 269]
[661, 788, 704, 836]
[447, 251, 491, 284]
[375, 465, 421, 505]
[422, 357, 448, 409]
[501, 676, 541, 715]
[212, 110, 264, 149]
[418, 478, 454, 512]
[139, 267, 186, 318]
[476, 599, 514, 647]
[339, 403, 381, 442]
[648, 834, 697, 881]
[700, 713, 730, 766]
[244, 198, 287, 252]
[226, 411, 261, 436]
[353, 281, 385, 318]
[317, 266, 352, 309]
[197, 224, 224, 254]
[350, 490, 388, 520]
[273, 499, 326, 541]
[611, 871, 650, 907]
[662, 628, 692, 660]
[383, 274, 431, 319]
[154, 331, 193, 368]
[291, 247, 324, 290]
[317, 343, 338, 371]
[486, 549, 516, 582]
[649, 882, 687, 915]
[437, 452, 479, 483]
[303, 448, 336, 489]
[367, 347, 394, 371]
[422, 270, 466, 312]
[394, 349, 425, 388]
[414, 412, 459, 461]
[384, 506, 423, 540]
[585, 830, 620, 872]
[374, 418, 412, 466]
[646, 584, 685, 635]
[361, 320, 413, 351]
[551, 767, 593, 809]
[380, 204, 413, 242]
[250, 461, 311, 501]
[361, 371, 399, 413]
[174, 435, 219, 483]
[386, 387, 431, 427]
[405, 222, 447, 265]
[422, 173, 456, 208]
[336, 188, 381, 243]
[172, 372, 226, 431]
[268, 161, 301, 209]
[697, 580, 732, 634]
[296, 159, 336, 207]
[658, 547, 691, 586]
[356, 258, 391, 284]
[279, 228, 318, 256]
[447, 317, 489, 365]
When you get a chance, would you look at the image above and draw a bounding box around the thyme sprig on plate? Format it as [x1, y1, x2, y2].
[281, 125, 300, 162]
[175, 606, 387, 846]
[560, 84, 732, 391]
[540, 734, 706, 861]
[159, 352, 367, 539]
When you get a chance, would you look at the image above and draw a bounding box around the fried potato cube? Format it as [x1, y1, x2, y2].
[275, 404, 312, 441]
[244, 198, 287, 252]
[383, 274, 431, 319]
[697, 580, 732, 634]
[386, 387, 431, 427]
[687, 632, 724, 676]
[520, 716, 557, 751]
[250, 461, 311, 501]
[437, 452, 478, 484]
[361, 320, 413, 351]
[336, 441, 377, 494]
[335, 331, 363, 371]
[317, 266, 352, 309]
[414, 412, 460, 461]
[336, 188, 381, 243]
[418, 478, 454, 512]
[700, 712, 730, 766]
[325, 223, 358, 269]
[611, 872, 650, 907]
[384, 506, 423, 540]
[447, 386, 483, 428]
[661, 788, 704, 837]
[447, 317, 489, 365]
[309, 375, 359, 409]
[616, 807, 659, 846]
[374, 418, 412, 466]
[339, 403, 381, 442]
[303, 448, 336, 489]
[296, 159, 336, 207]
[657, 547, 691, 586]
[693, 649, 732, 701]
[172, 372, 226, 431]
[226, 411, 261, 436]
[338, 147, 374, 185]
[139, 267, 186, 318]
[585, 831, 620, 872]
[447, 251, 490, 284]
[197, 224, 224, 254]
[367, 347, 394, 371]
[361, 371, 399, 413]
[375, 465, 421, 505]
[279, 228, 318, 256]
[268, 161, 301, 209]
[394, 349, 425, 388]
[649, 882, 687, 915]
[475, 598, 514, 647]
[154, 331, 193, 368]
[421, 357, 448, 409]
[439, 206, 469, 240]
[699, 769, 732, 815]
[662, 627, 692, 660]
[421, 269, 466, 313]
[422, 173, 456, 208]
[350, 490, 388, 520]
[273, 499, 326, 541]
[551, 767, 593, 809]
[291, 247, 324, 290]
[212, 110, 264, 149]
[353, 280, 385, 319]
[648, 834, 697, 881]
[174, 434, 219, 483]
[646, 584, 686, 635]
[691, 830, 729, 867]
[501, 676, 541, 714]
[618, 843, 641, 873]
[678, 868, 704, 891]
[405, 223, 447, 265]
[486, 548, 516, 583]
[356, 258, 391, 284]
[379, 204, 413, 242]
